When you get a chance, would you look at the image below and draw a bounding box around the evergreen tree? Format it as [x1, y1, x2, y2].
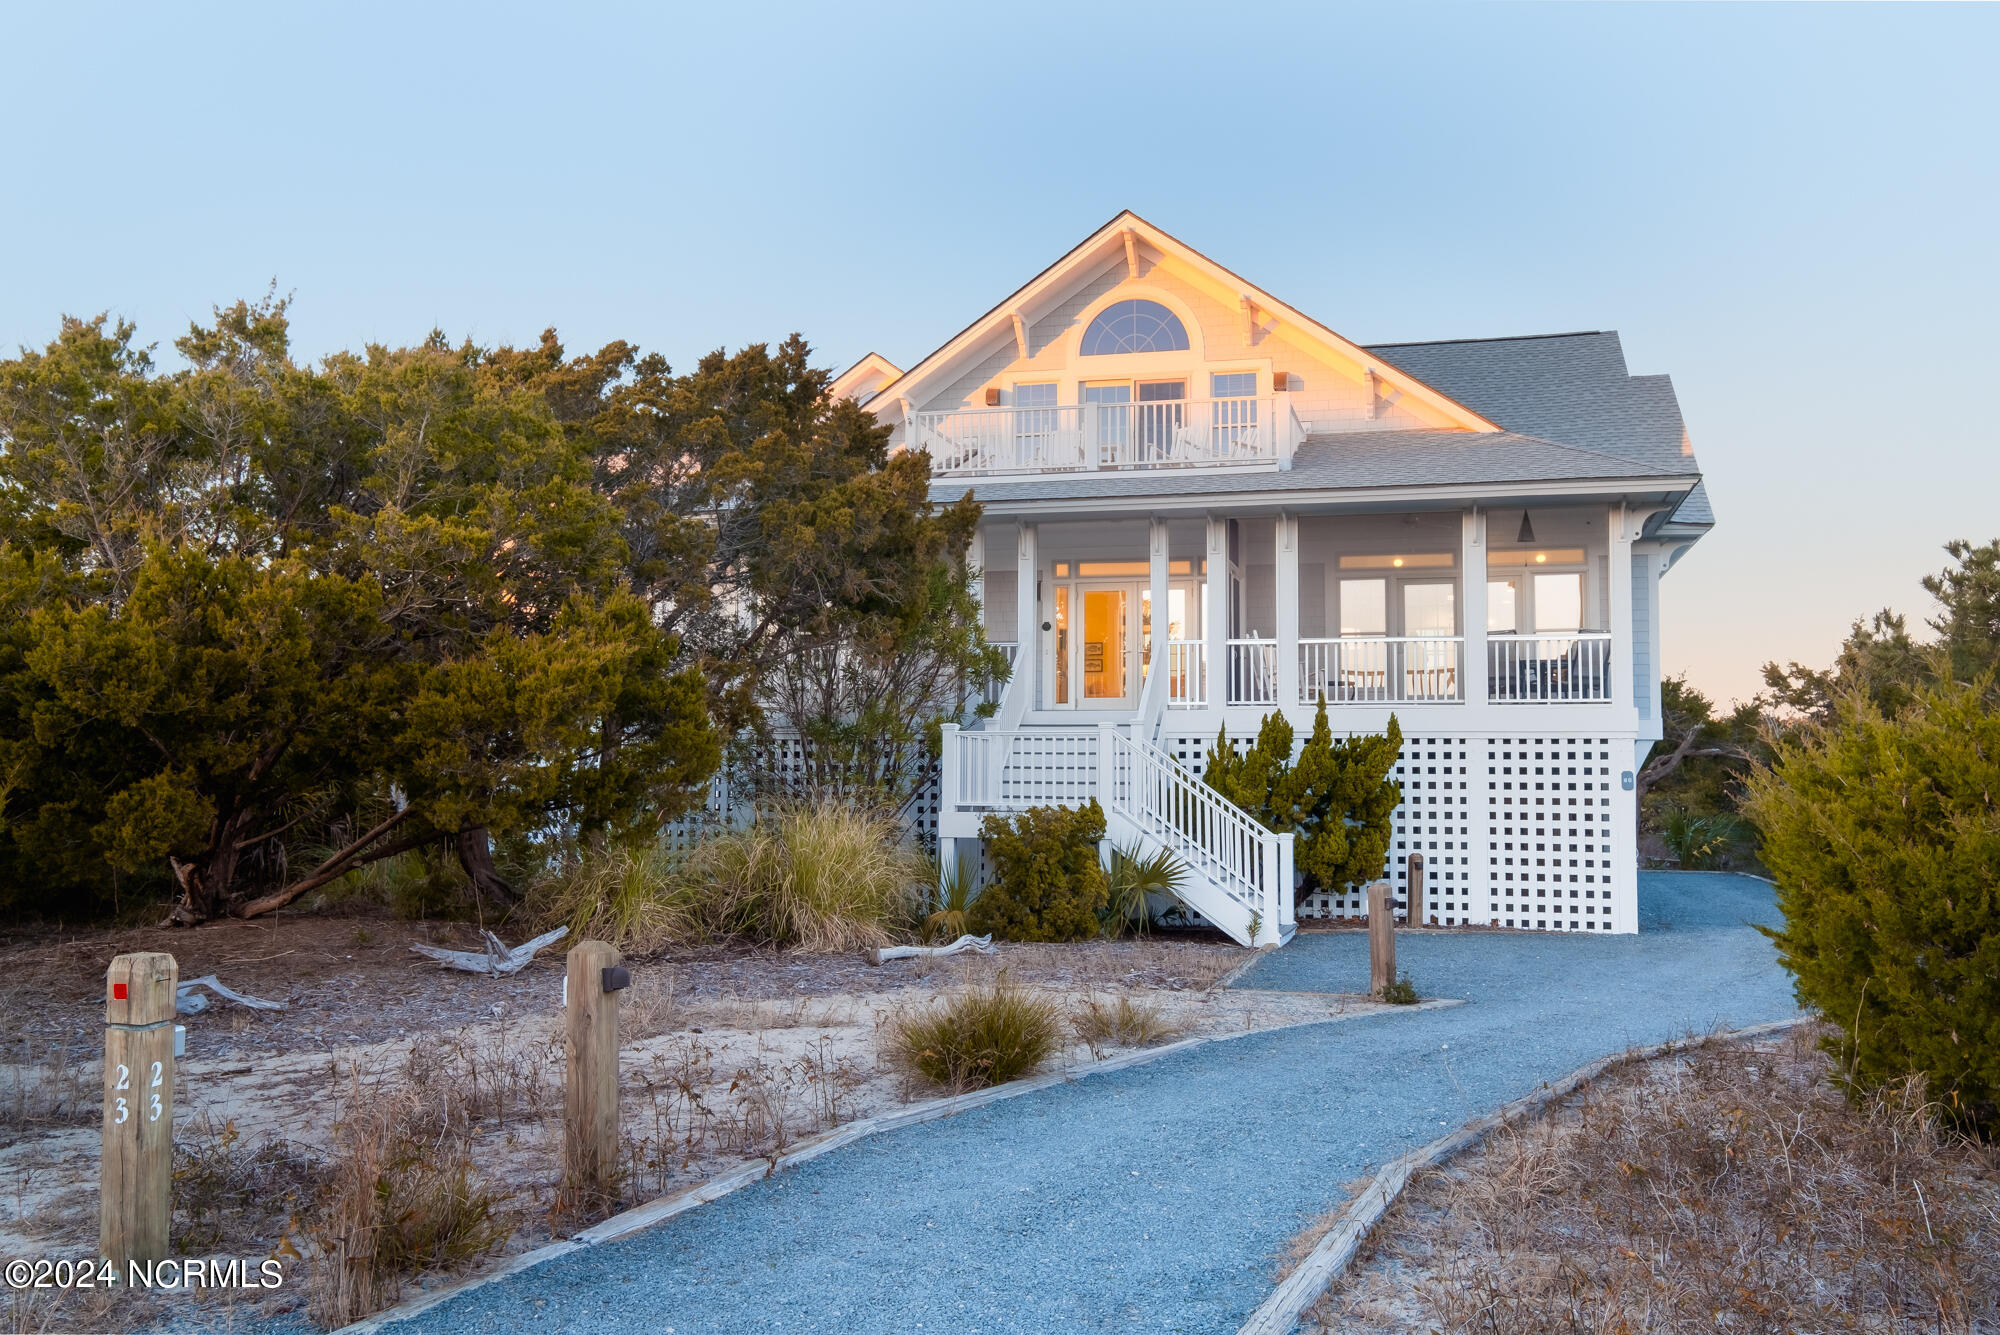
[1743, 675, 2000, 1137]
[1203, 697, 1402, 905]
[477, 331, 1001, 810]
[0, 299, 719, 921]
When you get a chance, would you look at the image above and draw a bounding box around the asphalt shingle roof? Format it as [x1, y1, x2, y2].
[1366, 331, 1712, 527]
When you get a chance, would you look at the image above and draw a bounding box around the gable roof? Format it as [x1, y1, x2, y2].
[870, 210, 1502, 434]
[828, 351, 901, 405]
[1366, 330, 1713, 529]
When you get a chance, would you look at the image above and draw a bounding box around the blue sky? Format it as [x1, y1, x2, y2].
[3, 2, 1994, 705]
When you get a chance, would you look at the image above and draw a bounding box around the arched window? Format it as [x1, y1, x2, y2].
[1079, 299, 1190, 356]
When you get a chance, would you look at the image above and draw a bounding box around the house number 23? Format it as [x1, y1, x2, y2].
[110, 1061, 165, 1124]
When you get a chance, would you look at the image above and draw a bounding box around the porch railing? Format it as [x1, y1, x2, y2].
[1297, 637, 1464, 704]
[1165, 639, 1205, 708]
[1003, 633, 1614, 712]
[918, 397, 1284, 476]
[1226, 639, 1282, 705]
[1488, 633, 1613, 703]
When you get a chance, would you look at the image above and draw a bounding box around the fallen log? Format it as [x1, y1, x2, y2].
[867, 934, 997, 966]
[409, 926, 569, 976]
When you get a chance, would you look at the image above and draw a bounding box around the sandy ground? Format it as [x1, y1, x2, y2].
[0, 913, 1387, 1332]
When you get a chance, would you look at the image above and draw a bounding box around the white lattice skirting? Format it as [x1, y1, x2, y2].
[1159, 729, 1638, 934]
[668, 729, 1639, 935]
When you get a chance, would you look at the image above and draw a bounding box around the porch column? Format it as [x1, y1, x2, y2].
[968, 527, 985, 629]
[1461, 509, 1486, 706]
[1204, 515, 1229, 711]
[1015, 523, 1039, 714]
[1608, 503, 1634, 717]
[1148, 517, 1169, 691]
[1460, 508, 1491, 923]
[1275, 512, 1299, 707]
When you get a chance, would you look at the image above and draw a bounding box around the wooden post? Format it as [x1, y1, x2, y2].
[1367, 881, 1395, 999]
[101, 952, 177, 1270]
[564, 940, 624, 1201]
[1408, 852, 1426, 926]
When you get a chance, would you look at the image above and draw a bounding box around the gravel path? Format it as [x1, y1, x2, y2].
[350, 873, 1799, 1335]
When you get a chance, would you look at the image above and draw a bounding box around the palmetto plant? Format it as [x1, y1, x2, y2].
[1103, 843, 1188, 938]
[1659, 804, 1740, 870]
[923, 853, 977, 942]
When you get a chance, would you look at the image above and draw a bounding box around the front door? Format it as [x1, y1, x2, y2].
[1047, 577, 1141, 709]
[1080, 586, 1131, 704]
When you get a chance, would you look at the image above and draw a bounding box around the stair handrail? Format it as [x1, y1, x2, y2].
[1103, 729, 1286, 940]
[1134, 639, 1171, 744]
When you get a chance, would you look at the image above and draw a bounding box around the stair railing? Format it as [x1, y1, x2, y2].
[1101, 725, 1290, 944]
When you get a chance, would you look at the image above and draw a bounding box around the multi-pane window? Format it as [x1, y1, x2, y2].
[1079, 300, 1190, 355]
[1210, 371, 1257, 398]
[1015, 382, 1057, 407]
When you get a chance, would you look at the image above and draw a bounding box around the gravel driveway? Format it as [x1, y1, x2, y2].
[359, 872, 1799, 1335]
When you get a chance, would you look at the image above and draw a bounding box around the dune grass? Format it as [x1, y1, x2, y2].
[888, 979, 1064, 1092]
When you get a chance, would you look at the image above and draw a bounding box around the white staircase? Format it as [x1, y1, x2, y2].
[938, 722, 1294, 948]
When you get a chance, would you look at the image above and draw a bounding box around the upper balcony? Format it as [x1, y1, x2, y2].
[917, 395, 1311, 478]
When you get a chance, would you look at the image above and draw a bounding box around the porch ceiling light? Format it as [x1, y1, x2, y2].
[1517, 511, 1536, 544]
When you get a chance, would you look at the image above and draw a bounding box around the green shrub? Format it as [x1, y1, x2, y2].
[888, 980, 1063, 1091]
[1743, 677, 2000, 1137]
[970, 802, 1108, 942]
[685, 799, 925, 952]
[1205, 697, 1401, 900]
[524, 842, 697, 954]
[1380, 972, 1420, 1005]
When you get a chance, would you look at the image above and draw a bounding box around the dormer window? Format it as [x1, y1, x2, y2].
[1080, 300, 1189, 355]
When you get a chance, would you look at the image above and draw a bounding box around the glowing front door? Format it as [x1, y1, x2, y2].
[1049, 580, 1138, 708]
[1080, 588, 1129, 704]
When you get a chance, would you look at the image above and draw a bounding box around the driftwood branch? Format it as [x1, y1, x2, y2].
[176, 975, 287, 1015]
[409, 926, 569, 976]
[867, 934, 996, 966]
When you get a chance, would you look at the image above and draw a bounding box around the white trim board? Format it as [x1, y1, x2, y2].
[333, 997, 1461, 1334]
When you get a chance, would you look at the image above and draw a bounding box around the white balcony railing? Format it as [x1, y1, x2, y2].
[1489, 633, 1613, 703]
[1297, 637, 1464, 704]
[1165, 639, 1204, 708]
[1225, 639, 1282, 705]
[917, 397, 1290, 476]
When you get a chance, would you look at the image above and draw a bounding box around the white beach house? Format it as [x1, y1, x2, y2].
[835, 212, 1711, 947]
